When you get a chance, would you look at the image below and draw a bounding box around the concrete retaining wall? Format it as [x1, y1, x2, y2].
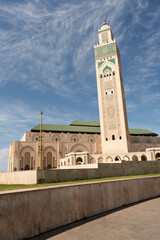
[1, 161, 160, 184]
[38, 161, 160, 183]
[0, 176, 160, 240]
[0, 170, 37, 184]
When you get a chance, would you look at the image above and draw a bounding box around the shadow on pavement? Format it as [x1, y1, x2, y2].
[29, 196, 160, 240]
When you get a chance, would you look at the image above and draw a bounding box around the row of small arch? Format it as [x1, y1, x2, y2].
[131, 138, 160, 144]
[95, 153, 160, 163]
[32, 134, 95, 143]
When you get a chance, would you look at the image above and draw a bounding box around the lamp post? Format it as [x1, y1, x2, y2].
[39, 110, 43, 170]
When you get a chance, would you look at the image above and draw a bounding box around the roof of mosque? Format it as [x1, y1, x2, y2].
[31, 120, 158, 136]
[31, 123, 100, 134]
[69, 120, 100, 127]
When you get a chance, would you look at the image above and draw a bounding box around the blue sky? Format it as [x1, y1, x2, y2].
[0, 0, 160, 171]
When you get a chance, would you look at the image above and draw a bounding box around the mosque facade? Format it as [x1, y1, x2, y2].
[8, 20, 160, 171]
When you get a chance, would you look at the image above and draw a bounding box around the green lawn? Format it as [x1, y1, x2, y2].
[0, 173, 160, 191]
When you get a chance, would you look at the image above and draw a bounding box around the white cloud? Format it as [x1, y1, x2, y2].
[0, 0, 149, 97]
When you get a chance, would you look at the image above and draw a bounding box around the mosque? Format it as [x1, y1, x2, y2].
[8, 19, 160, 171]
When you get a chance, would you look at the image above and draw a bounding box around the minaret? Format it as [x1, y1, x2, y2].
[94, 18, 129, 154]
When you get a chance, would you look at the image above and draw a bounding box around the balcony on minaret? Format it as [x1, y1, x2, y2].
[98, 19, 114, 45]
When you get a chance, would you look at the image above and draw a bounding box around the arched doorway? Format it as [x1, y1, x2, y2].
[43, 147, 57, 169]
[20, 147, 35, 170]
[155, 153, 160, 160]
[141, 155, 147, 161]
[98, 157, 103, 163]
[47, 152, 52, 168]
[25, 165, 30, 170]
[106, 156, 113, 162]
[24, 152, 31, 170]
[115, 156, 121, 161]
[123, 155, 130, 161]
[132, 155, 138, 161]
[47, 164, 52, 169]
[76, 157, 83, 165]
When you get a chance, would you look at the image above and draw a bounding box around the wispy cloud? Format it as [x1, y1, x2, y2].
[0, 0, 160, 171]
[0, 0, 149, 97]
[0, 98, 98, 144]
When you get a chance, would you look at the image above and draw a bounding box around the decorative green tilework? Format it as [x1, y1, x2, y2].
[94, 42, 117, 59]
[103, 65, 112, 73]
[108, 59, 115, 64]
[98, 61, 104, 68]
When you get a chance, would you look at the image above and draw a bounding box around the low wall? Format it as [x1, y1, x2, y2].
[1, 161, 160, 184]
[59, 163, 98, 169]
[0, 170, 37, 184]
[38, 161, 160, 183]
[0, 176, 160, 240]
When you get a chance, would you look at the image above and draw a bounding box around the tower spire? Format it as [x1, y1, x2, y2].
[103, 17, 106, 25]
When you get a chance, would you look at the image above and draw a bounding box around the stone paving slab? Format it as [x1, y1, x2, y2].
[30, 197, 160, 240]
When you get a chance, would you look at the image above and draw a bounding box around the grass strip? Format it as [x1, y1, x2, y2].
[0, 173, 160, 191]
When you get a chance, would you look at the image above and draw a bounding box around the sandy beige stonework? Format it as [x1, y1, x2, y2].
[7, 20, 160, 172]
[0, 176, 160, 240]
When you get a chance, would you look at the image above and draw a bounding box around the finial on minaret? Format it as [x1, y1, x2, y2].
[103, 17, 106, 25]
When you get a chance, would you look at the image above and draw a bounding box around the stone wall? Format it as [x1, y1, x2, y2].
[0, 170, 37, 184]
[0, 176, 160, 240]
[38, 161, 160, 183]
[1, 161, 160, 184]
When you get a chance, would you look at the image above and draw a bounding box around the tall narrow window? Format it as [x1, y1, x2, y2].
[112, 135, 115, 140]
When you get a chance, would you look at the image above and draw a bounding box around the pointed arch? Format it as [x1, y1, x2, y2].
[70, 144, 88, 153]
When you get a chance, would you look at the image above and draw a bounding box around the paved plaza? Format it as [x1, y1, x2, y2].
[30, 197, 160, 240]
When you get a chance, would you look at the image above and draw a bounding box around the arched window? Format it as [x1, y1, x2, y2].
[112, 135, 115, 140]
